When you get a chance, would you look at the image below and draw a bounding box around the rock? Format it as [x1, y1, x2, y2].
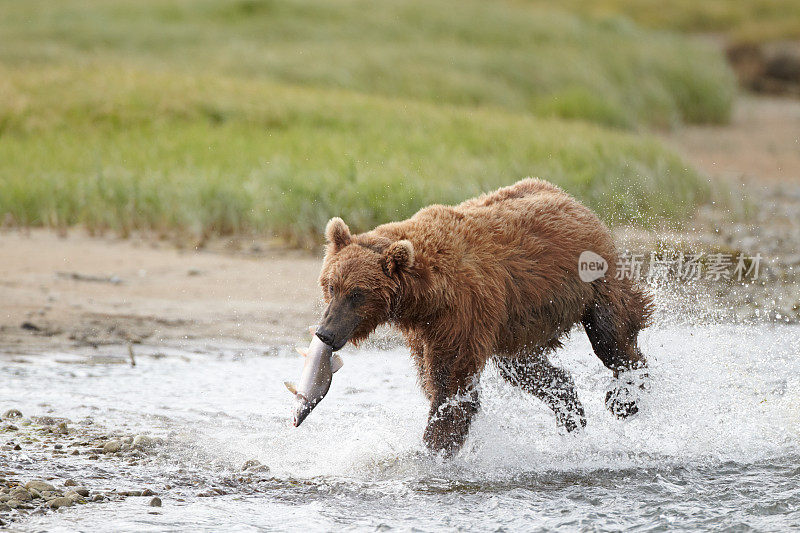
[241, 459, 269, 473]
[92, 494, 104, 502]
[0, 503, 9, 512]
[2, 409, 22, 419]
[25, 481, 56, 493]
[141, 488, 155, 496]
[0, 495, 10, 502]
[10, 487, 31, 501]
[65, 491, 82, 502]
[121, 490, 143, 497]
[40, 491, 61, 501]
[122, 436, 133, 444]
[73, 487, 89, 497]
[103, 441, 122, 453]
[149, 497, 162, 507]
[64, 479, 78, 487]
[49, 497, 73, 509]
[132, 435, 155, 449]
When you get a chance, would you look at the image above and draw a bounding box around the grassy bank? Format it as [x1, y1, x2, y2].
[0, 0, 733, 245]
[0, 0, 734, 129]
[0, 65, 706, 246]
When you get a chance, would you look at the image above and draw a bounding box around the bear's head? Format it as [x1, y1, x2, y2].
[316, 217, 414, 350]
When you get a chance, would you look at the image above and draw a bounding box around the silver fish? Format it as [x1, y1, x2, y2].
[284, 334, 343, 427]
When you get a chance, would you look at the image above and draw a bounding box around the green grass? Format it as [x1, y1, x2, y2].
[0, 0, 732, 245]
[0, 64, 707, 246]
[0, 0, 735, 129]
[517, 0, 800, 44]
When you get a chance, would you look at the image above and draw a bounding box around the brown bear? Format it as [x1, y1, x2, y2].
[316, 178, 653, 454]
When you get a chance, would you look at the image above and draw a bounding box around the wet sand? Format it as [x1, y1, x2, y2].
[0, 233, 324, 353]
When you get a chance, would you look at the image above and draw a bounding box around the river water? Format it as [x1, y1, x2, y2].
[2, 322, 800, 531]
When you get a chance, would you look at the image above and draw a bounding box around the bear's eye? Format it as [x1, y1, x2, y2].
[327, 284, 335, 297]
[348, 289, 364, 304]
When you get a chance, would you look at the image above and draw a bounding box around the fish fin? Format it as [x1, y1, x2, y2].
[295, 347, 307, 357]
[331, 354, 344, 373]
[284, 381, 297, 395]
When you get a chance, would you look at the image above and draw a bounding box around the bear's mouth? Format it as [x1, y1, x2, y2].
[316, 300, 363, 351]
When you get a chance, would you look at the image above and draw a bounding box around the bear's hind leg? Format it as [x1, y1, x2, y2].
[496, 355, 586, 432]
[582, 282, 652, 418]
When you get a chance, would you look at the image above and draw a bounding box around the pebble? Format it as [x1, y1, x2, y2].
[64, 479, 78, 487]
[2, 409, 22, 419]
[103, 441, 122, 454]
[132, 435, 154, 449]
[141, 488, 155, 496]
[25, 481, 56, 493]
[241, 459, 270, 473]
[149, 497, 162, 507]
[49, 497, 73, 509]
[0, 503, 10, 512]
[73, 487, 90, 497]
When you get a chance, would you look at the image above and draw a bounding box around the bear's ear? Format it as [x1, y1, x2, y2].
[325, 217, 351, 251]
[383, 240, 414, 277]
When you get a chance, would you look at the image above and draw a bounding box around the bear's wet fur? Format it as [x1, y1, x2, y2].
[317, 178, 653, 454]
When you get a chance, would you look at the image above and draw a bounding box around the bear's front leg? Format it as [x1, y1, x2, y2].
[421, 355, 483, 455]
[423, 386, 480, 455]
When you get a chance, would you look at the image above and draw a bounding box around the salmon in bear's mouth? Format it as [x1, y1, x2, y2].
[284, 334, 343, 427]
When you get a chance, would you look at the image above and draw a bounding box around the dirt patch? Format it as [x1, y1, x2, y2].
[0, 232, 324, 353]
